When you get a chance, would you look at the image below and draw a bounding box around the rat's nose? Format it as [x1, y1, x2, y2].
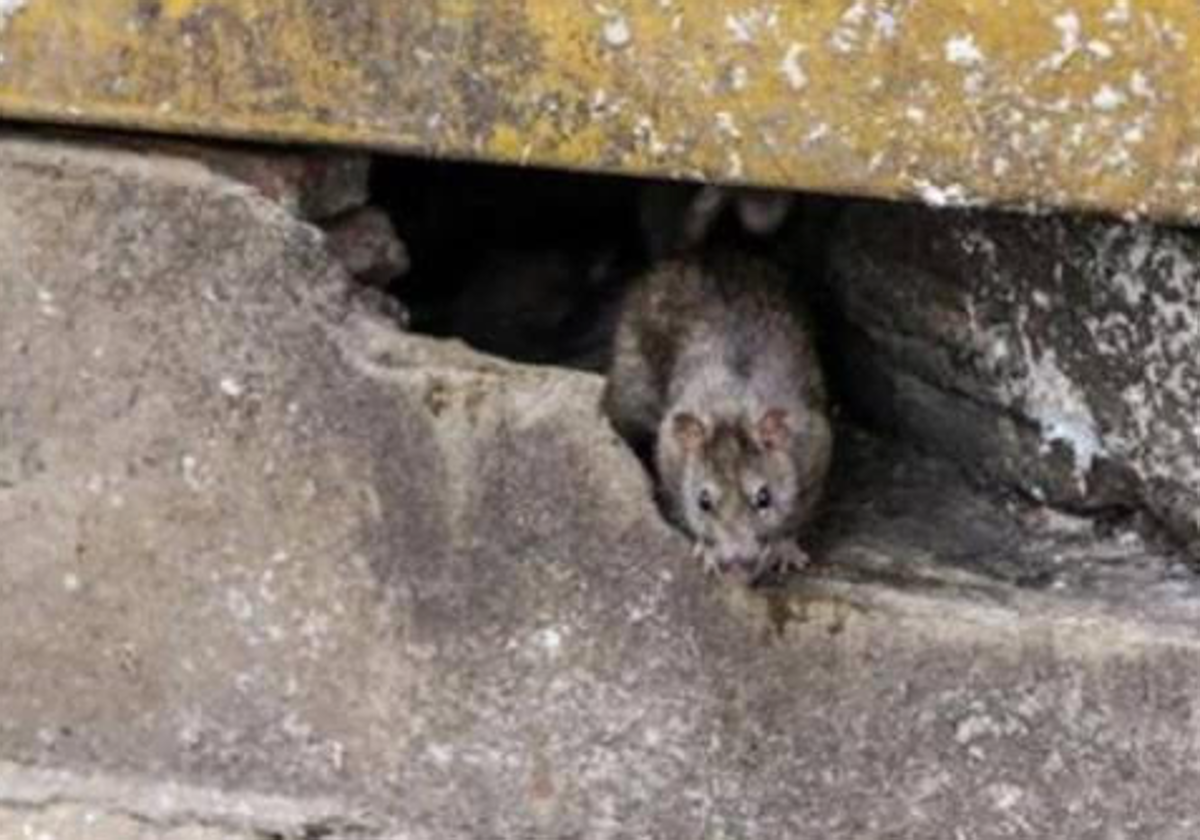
[716, 546, 767, 575]
[716, 557, 765, 582]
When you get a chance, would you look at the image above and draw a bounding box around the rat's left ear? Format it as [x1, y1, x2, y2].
[757, 408, 791, 449]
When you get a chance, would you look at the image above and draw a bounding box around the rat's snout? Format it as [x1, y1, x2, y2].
[713, 534, 770, 576]
[715, 556, 756, 576]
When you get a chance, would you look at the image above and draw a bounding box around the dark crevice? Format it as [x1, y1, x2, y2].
[359, 152, 1190, 575]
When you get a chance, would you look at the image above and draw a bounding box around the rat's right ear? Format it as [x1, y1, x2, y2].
[679, 186, 728, 250]
[638, 183, 729, 260]
[734, 190, 793, 236]
[671, 412, 707, 452]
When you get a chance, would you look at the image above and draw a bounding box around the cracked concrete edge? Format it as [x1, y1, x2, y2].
[0, 761, 382, 839]
[781, 572, 1200, 657]
[0, 129, 266, 209]
[338, 311, 1200, 660]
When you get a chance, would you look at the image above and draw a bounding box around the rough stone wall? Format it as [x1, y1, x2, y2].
[4, 130, 1200, 838]
[831, 202, 1200, 545]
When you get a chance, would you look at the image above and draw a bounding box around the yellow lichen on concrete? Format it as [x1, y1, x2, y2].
[0, 0, 1198, 220]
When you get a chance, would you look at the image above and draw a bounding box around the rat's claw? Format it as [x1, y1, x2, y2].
[776, 543, 812, 575]
[698, 547, 720, 577]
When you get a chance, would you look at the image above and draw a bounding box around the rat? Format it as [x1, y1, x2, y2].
[602, 247, 832, 583]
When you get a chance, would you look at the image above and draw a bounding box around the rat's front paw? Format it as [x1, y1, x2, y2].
[774, 542, 812, 575]
[692, 542, 720, 577]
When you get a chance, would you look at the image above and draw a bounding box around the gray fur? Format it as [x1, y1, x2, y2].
[603, 249, 833, 581]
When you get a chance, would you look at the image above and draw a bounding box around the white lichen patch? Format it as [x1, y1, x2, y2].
[804, 123, 830, 144]
[829, 0, 900, 53]
[36, 287, 60, 317]
[181, 454, 205, 491]
[957, 230, 1109, 487]
[944, 34, 984, 66]
[1043, 12, 1081, 70]
[0, 0, 27, 32]
[999, 333, 1103, 486]
[533, 627, 564, 654]
[1129, 70, 1155, 99]
[830, 0, 869, 52]
[1103, 0, 1131, 24]
[1072, 225, 1200, 495]
[725, 7, 778, 44]
[633, 115, 668, 157]
[714, 110, 741, 139]
[602, 14, 631, 48]
[1022, 347, 1104, 481]
[1094, 229, 1195, 444]
[779, 42, 807, 90]
[0, 0, 26, 20]
[1091, 84, 1126, 111]
[0, 0, 26, 63]
[874, 9, 899, 39]
[726, 150, 745, 179]
[219, 376, 245, 398]
[912, 179, 976, 208]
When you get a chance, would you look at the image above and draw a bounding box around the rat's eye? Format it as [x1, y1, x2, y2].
[698, 488, 715, 513]
[753, 486, 773, 511]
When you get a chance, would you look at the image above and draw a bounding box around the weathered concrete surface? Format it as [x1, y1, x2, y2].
[1, 0, 1200, 221]
[82, 131, 373, 221]
[0, 761, 368, 839]
[0, 806, 249, 840]
[6, 132, 1200, 839]
[830, 201, 1200, 546]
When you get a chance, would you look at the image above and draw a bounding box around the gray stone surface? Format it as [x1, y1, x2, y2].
[831, 201, 1200, 545]
[0, 761, 366, 839]
[67, 130, 373, 221]
[0, 806, 249, 840]
[4, 131, 1200, 839]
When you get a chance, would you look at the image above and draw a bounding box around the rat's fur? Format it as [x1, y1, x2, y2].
[603, 249, 832, 581]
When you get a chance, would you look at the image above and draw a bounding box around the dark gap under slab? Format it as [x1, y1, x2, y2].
[366, 152, 1194, 588]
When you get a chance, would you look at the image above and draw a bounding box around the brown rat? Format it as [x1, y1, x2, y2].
[602, 248, 832, 582]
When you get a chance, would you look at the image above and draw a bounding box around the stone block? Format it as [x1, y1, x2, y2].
[831, 201, 1200, 544]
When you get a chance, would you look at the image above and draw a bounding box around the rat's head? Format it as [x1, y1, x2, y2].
[661, 409, 800, 579]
